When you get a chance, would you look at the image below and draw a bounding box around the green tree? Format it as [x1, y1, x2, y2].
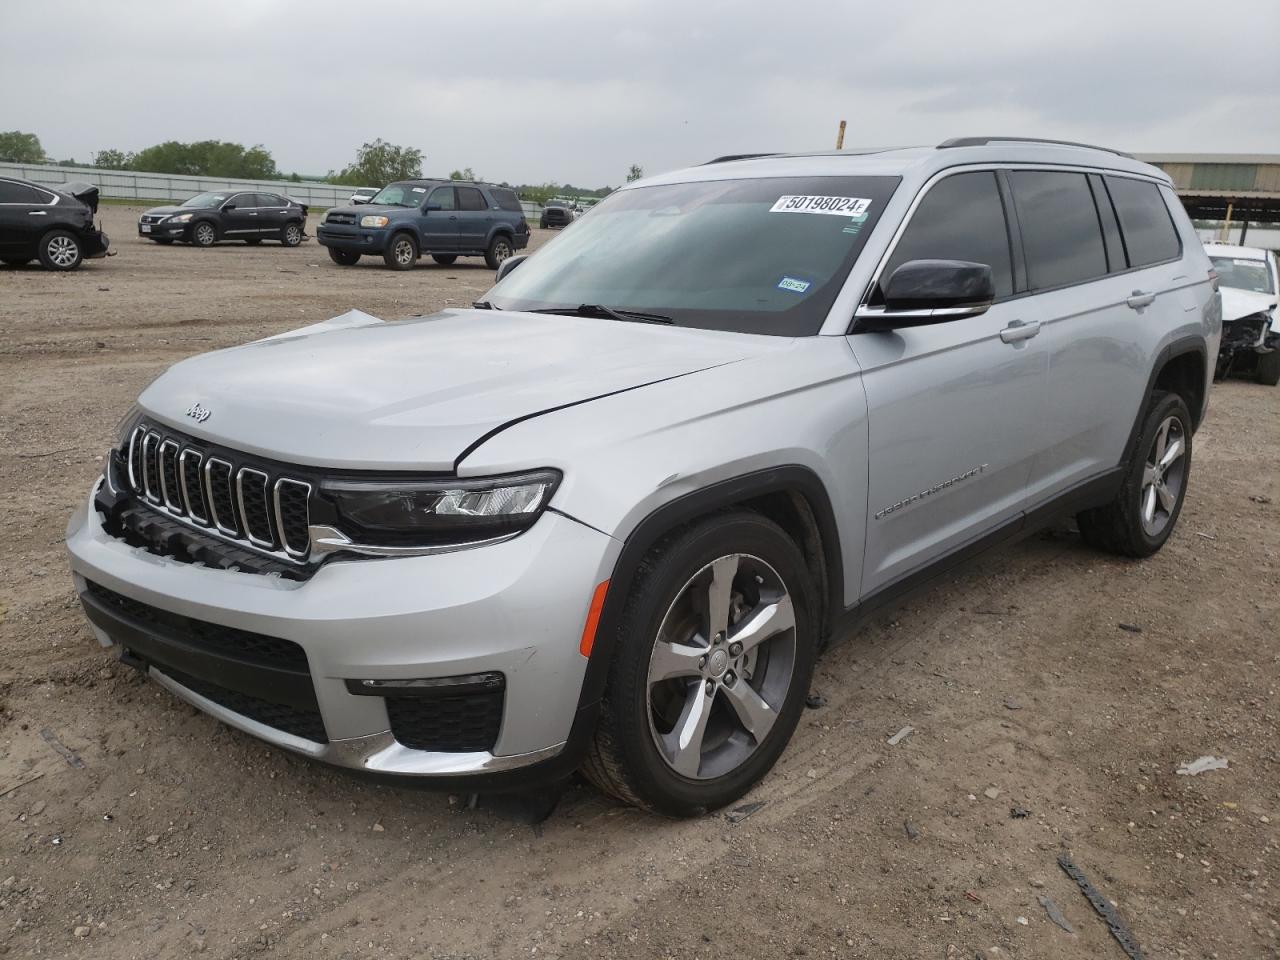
[93, 148, 134, 170]
[626, 164, 644, 182]
[449, 167, 477, 181]
[128, 140, 278, 178]
[0, 130, 45, 163]
[329, 139, 423, 186]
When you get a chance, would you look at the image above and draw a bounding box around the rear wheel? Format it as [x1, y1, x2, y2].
[583, 512, 816, 816]
[485, 234, 514, 270]
[191, 221, 217, 247]
[383, 232, 418, 270]
[38, 230, 83, 271]
[1077, 390, 1191, 557]
[328, 248, 361, 266]
[281, 222, 303, 247]
[431, 254, 457, 265]
[1255, 349, 1280, 387]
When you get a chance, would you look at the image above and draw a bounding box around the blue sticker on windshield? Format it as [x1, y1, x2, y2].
[777, 276, 811, 294]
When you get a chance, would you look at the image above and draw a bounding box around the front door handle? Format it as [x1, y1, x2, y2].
[999, 319, 1041, 343]
[1126, 290, 1156, 309]
[28, 210, 47, 216]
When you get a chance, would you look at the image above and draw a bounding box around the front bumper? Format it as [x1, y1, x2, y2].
[138, 219, 189, 241]
[315, 224, 389, 253]
[66, 488, 617, 785]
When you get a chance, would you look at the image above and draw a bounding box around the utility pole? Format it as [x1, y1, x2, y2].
[836, 120, 847, 150]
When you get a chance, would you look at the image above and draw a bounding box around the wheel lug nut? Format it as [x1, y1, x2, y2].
[724, 671, 736, 686]
[729, 642, 742, 657]
[705, 679, 715, 696]
[698, 655, 708, 669]
[714, 633, 724, 645]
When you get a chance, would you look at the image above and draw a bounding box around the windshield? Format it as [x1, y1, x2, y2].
[1211, 255, 1275, 294]
[489, 175, 899, 335]
[181, 192, 229, 209]
[369, 182, 430, 207]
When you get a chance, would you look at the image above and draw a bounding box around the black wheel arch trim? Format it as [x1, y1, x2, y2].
[571, 465, 845, 721]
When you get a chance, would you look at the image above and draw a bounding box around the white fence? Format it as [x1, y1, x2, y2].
[0, 162, 552, 219]
[0, 161, 362, 208]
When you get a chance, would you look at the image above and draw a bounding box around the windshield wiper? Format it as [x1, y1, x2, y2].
[472, 300, 502, 310]
[528, 304, 674, 325]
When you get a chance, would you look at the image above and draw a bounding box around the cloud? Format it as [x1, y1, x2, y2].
[1, 0, 1276, 185]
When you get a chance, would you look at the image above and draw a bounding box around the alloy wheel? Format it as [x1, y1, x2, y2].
[47, 235, 79, 267]
[493, 239, 512, 264]
[195, 223, 215, 245]
[394, 238, 414, 265]
[646, 553, 796, 780]
[285, 224, 301, 245]
[1140, 414, 1186, 536]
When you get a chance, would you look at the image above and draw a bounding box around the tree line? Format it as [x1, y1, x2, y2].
[1, 129, 641, 201]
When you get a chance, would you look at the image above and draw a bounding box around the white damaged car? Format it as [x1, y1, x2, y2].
[1206, 243, 1280, 385]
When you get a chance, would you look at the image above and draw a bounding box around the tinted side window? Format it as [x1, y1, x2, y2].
[257, 193, 284, 207]
[428, 186, 456, 211]
[882, 171, 1013, 299]
[228, 193, 255, 208]
[0, 180, 45, 204]
[456, 186, 486, 211]
[490, 188, 523, 212]
[1009, 171, 1107, 290]
[1105, 176, 1181, 267]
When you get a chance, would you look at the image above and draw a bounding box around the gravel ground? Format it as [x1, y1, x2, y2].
[0, 205, 1277, 959]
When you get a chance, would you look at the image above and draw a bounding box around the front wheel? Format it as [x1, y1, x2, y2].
[1256, 349, 1280, 387]
[485, 234, 514, 270]
[583, 512, 816, 816]
[280, 222, 303, 247]
[1077, 390, 1191, 557]
[39, 230, 83, 271]
[191, 221, 217, 247]
[383, 232, 418, 270]
[327, 247, 361, 266]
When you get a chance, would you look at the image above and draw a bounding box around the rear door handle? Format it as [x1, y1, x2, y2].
[1126, 290, 1156, 309]
[999, 319, 1041, 343]
[28, 210, 47, 216]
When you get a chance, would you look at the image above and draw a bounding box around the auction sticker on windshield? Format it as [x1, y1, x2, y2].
[770, 195, 872, 217]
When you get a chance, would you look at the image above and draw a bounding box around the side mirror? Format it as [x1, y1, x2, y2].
[857, 259, 995, 331]
[351, 196, 370, 205]
[222, 202, 236, 211]
[495, 254, 527, 282]
[424, 203, 443, 212]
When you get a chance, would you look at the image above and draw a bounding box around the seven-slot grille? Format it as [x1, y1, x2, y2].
[125, 424, 312, 560]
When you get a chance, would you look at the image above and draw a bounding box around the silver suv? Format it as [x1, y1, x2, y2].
[67, 138, 1220, 816]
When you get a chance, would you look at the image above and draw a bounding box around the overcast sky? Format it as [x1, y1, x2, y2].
[3, 0, 1278, 186]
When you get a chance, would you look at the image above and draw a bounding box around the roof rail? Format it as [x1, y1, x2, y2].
[937, 137, 1133, 159]
[703, 153, 782, 165]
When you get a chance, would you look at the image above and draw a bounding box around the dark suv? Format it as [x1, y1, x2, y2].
[316, 180, 529, 270]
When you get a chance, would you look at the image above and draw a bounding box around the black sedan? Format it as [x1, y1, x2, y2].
[138, 191, 306, 247]
[0, 176, 109, 271]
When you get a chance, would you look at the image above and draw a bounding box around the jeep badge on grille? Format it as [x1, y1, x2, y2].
[185, 402, 212, 423]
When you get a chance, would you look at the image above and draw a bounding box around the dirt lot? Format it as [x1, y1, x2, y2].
[1, 204, 1277, 960]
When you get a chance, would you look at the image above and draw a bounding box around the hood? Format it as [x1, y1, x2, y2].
[57, 181, 99, 213]
[137, 309, 786, 471]
[327, 203, 405, 217]
[1221, 287, 1277, 323]
[143, 204, 187, 217]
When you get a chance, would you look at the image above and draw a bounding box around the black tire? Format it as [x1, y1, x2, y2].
[485, 234, 514, 270]
[244, 238, 262, 245]
[191, 221, 217, 247]
[583, 512, 817, 816]
[280, 221, 303, 247]
[383, 232, 418, 270]
[1255, 349, 1280, 387]
[1, 256, 32, 266]
[431, 254, 457, 265]
[38, 230, 83, 271]
[151, 238, 174, 245]
[328, 247, 361, 266]
[1077, 390, 1192, 558]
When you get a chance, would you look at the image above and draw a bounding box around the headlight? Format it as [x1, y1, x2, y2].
[317, 470, 561, 546]
[168, 213, 193, 223]
[360, 215, 389, 228]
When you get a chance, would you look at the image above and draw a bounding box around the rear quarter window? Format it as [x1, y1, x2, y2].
[490, 188, 523, 212]
[1105, 176, 1181, 267]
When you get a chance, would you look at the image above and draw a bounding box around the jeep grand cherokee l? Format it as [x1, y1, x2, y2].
[67, 138, 1219, 816]
[317, 180, 529, 270]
